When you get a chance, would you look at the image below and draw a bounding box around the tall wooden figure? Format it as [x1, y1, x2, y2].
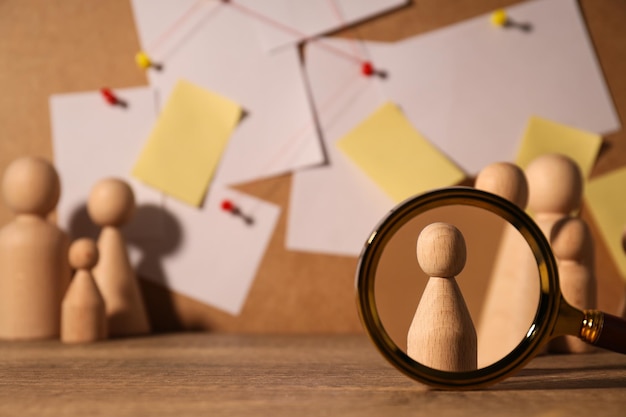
[525, 154, 596, 353]
[0, 156, 71, 340]
[549, 217, 596, 353]
[62, 238, 107, 343]
[407, 222, 477, 372]
[475, 162, 538, 366]
[525, 154, 583, 242]
[88, 178, 150, 337]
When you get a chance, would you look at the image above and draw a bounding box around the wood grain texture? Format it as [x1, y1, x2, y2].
[0, 333, 625, 417]
[0, 0, 625, 332]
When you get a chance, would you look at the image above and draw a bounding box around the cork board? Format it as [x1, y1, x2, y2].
[0, 0, 624, 334]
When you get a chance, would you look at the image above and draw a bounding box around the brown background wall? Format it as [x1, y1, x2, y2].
[0, 0, 624, 335]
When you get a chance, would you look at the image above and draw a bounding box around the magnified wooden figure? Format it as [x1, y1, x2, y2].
[0, 156, 71, 340]
[88, 178, 150, 337]
[407, 222, 477, 372]
[62, 238, 107, 343]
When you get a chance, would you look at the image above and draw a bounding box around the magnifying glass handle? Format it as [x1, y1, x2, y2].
[581, 310, 626, 354]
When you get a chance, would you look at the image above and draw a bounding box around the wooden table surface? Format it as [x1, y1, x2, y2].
[0, 333, 625, 417]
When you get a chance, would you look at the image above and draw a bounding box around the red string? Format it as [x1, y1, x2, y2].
[148, 0, 212, 54]
[226, 1, 364, 64]
[144, 0, 368, 66]
[325, 0, 365, 61]
[142, 0, 377, 209]
[254, 72, 367, 179]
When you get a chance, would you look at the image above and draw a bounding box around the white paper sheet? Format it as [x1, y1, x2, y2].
[376, 0, 620, 175]
[50, 88, 280, 315]
[233, 0, 408, 51]
[131, 0, 325, 188]
[50, 87, 163, 240]
[287, 40, 395, 256]
[287, 0, 620, 256]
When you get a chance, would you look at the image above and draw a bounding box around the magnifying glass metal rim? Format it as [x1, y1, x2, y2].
[355, 186, 561, 390]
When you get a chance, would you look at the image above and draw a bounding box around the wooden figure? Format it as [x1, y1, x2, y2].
[88, 178, 150, 337]
[548, 217, 596, 353]
[407, 222, 477, 372]
[0, 156, 71, 340]
[525, 154, 598, 352]
[474, 162, 528, 206]
[61, 238, 107, 343]
[474, 162, 538, 366]
[525, 153, 583, 240]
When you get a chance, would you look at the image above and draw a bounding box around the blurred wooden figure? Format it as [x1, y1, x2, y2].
[62, 238, 107, 343]
[525, 153, 583, 240]
[475, 162, 538, 366]
[88, 178, 150, 337]
[525, 154, 597, 353]
[0, 156, 71, 340]
[407, 222, 477, 372]
[548, 217, 596, 353]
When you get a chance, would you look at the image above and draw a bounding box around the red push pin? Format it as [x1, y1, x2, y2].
[361, 61, 374, 77]
[221, 199, 236, 213]
[221, 199, 254, 225]
[100, 88, 127, 108]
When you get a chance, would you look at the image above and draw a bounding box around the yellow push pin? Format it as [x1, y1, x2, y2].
[490, 9, 509, 27]
[489, 9, 532, 32]
[135, 51, 153, 70]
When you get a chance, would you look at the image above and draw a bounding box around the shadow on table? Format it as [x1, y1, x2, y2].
[492, 358, 626, 391]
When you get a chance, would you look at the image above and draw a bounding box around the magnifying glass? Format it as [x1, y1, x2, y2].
[355, 186, 626, 390]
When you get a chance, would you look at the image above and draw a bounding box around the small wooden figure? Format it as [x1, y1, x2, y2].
[525, 153, 583, 240]
[475, 162, 538, 366]
[407, 222, 477, 372]
[88, 178, 150, 337]
[549, 217, 596, 353]
[0, 156, 71, 340]
[61, 238, 107, 343]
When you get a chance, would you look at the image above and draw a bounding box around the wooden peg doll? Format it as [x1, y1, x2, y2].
[407, 222, 477, 372]
[0, 156, 71, 340]
[525, 153, 583, 239]
[475, 162, 538, 366]
[549, 217, 596, 353]
[88, 178, 150, 337]
[61, 238, 107, 343]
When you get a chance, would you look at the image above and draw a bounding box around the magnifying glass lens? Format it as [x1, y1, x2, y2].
[358, 187, 626, 390]
[357, 187, 562, 389]
[374, 204, 541, 370]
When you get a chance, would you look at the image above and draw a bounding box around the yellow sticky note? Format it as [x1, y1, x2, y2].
[585, 168, 626, 282]
[132, 80, 241, 206]
[336, 102, 465, 202]
[515, 116, 602, 179]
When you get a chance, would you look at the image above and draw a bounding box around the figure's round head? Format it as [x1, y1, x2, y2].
[475, 161, 528, 208]
[416, 222, 466, 278]
[69, 237, 99, 270]
[87, 178, 135, 227]
[525, 154, 582, 215]
[1, 156, 61, 216]
[551, 217, 589, 262]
